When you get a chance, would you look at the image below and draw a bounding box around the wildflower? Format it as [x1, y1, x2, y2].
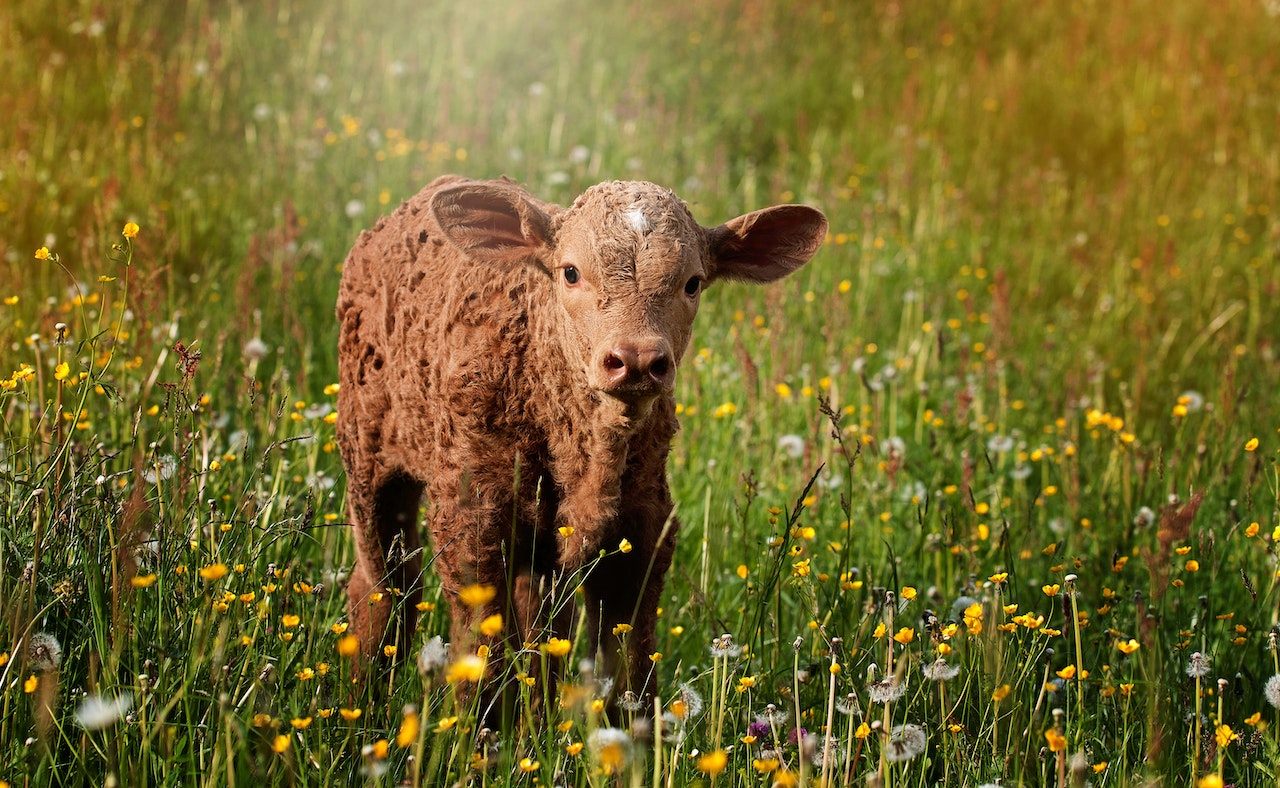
[543, 637, 572, 657]
[75, 692, 133, 730]
[1133, 507, 1156, 528]
[922, 658, 961, 682]
[1246, 437, 1259, 452]
[992, 684, 1012, 702]
[1044, 728, 1067, 752]
[1117, 638, 1140, 655]
[339, 707, 362, 721]
[122, 222, 140, 238]
[1198, 776, 1224, 788]
[867, 677, 907, 704]
[696, 749, 728, 775]
[282, 614, 301, 628]
[457, 584, 495, 607]
[893, 627, 915, 644]
[24, 674, 39, 693]
[27, 632, 63, 672]
[1216, 724, 1238, 747]
[618, 538, 633, 553]
[35, 247, 50, 260]
[1186, 652, 1211, 678]
[519, 757, 539, 773]
[396, 706, 420, 747]
[383, 645, 397, 658]
[588, 728, 632, 775]
[336, 634, 360, 658]
[445, 654, 486, 683]
[885, 724, 927, 762]
[291, 717, 312, 729]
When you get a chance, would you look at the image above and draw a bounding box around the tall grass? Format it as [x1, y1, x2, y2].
[3, 0, 1280, 785]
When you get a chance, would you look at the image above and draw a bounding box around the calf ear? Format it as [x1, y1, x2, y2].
[707, 205, 828, 283]
[430, 181, 554, 265]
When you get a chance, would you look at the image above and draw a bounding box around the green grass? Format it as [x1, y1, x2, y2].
[3, 0, 1280, 784]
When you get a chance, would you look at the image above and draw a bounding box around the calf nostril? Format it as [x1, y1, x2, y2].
[603, 353, 626, 372]
[649, 356, 671, 379]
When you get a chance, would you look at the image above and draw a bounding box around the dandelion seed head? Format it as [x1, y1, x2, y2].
[75, 692, 133, 730]
[27, 632, 62, 672]
[1186, 652, 1211, 678]
[922, 658, 961, 682]
[676, 683, 704, 718]
[777, 434, 805, 459]
[1264, 674, 1280, 708]
[1133, 506, 1156, 528]
[417, 636, 448, 675]
[885, 724, 927, 762]
[867, 677, 907, 704]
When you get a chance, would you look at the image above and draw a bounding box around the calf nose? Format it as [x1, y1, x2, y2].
[601, 344, 674, 391]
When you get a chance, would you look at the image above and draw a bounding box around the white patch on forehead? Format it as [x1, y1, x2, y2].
[623, 206, 652, 234]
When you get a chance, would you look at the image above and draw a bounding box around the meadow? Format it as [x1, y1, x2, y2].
[2, 0, 1280, 784]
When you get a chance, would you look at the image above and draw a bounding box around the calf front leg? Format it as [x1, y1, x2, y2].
[584, 510, 678, 713]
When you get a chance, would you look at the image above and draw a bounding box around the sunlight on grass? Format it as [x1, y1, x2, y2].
[3, 0, 1280, 785]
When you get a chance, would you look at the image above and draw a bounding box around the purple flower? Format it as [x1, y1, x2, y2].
[788, 727, 810, 745]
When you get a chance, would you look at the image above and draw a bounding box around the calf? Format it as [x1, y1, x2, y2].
[336, 175, 826, 710]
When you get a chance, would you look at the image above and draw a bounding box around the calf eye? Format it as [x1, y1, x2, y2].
[684, 276, 701, 296]
[563, 266, 580, 285]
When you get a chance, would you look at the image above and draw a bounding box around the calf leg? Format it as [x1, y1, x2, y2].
[347, 470, 425, 663]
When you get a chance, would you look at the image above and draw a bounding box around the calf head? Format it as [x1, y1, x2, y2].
[431, 179, 828, 410]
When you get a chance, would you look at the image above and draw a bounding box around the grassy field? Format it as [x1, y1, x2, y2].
[3, 0, 1280, 784]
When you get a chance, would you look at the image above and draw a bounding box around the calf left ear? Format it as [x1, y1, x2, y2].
[706, 205, 828, 284]
[431, 181, 554, 266]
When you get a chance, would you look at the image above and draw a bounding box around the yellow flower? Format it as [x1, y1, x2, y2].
[296, 667, 315, 680]
[1044, 728, 1067, 752]
[369, 740, 389, 759]
[1043, 583, 1061, 597]
[395, 708, 420, 747]
[282, 614, 301, 628]
[198, 563, 229, 581]
[479, 614, 503, 637]
[992, 684, 1012, 702]
[1216, 724, 1238, 748]
[854, 722, 871, 739]
[1245, 437, 1259, 452]
[54, 362, 70, 381]
[122, 222, 140, 238]
[435, 716, 458, 732]
[445, 654, 486, 683]
[457, 584, 496, 608]
[35, 247, 50, 260]
[775, 382, 793, 398]
[566, 742, 583, 755]
[519, 757, 539, 773]
[331, 621, 349, 635]
[872, 622, 886, 639]
[696, 750, 728, 775]
[1056, 664, 1077, 680]
[336, 634, 360, 658]
[612, 623, 632, 636]
[618, 538, 633, 553]
[543, 637, 572, 657]
[1117, 639, 1140, 655]
[338, 707, 362, 721]
[753, 758, 781, 773]
[901, 586, 917, 600]
[1185, 559, 1200, 572]
[24, 674, 39, 693]
[132, 574, 158, 588]
[291, 717, 312, 729]
[892, 627, 915, 644]
[1198, 776, 1225, 788]
[271, 735, 289, 753]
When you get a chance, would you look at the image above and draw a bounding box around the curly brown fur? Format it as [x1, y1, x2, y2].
[336, 174, 826, 717]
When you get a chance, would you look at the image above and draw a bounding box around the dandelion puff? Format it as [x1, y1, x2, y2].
[986, 434, 1015, 453]
[1264, 674, 1280, 708]
[777, 434, 805, 459]
[1179, 390, 1205, 412]
[76, 692, 133, 730]
[1186, 652, 1211, 679]
[617, 690, 644, 713]
[867, 677, 907, 704]
[27, 632, 62, 672]
[242, 337, 270, 362]
[922, 658, 961, 682]
[417, 636, 448, 676]
[811, 735, 844, 768]
[676, 682, 704, 718]
[755, 704, 789, 727]
[884, 724, 927, 763]
[345, 200, 365, 219]
[1133, 506, 1156, 528]
[587, 728, 632, 774]
[835, 692, 862, 716]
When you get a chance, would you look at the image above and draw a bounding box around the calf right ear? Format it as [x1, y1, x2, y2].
[430, 182, 553, 265]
